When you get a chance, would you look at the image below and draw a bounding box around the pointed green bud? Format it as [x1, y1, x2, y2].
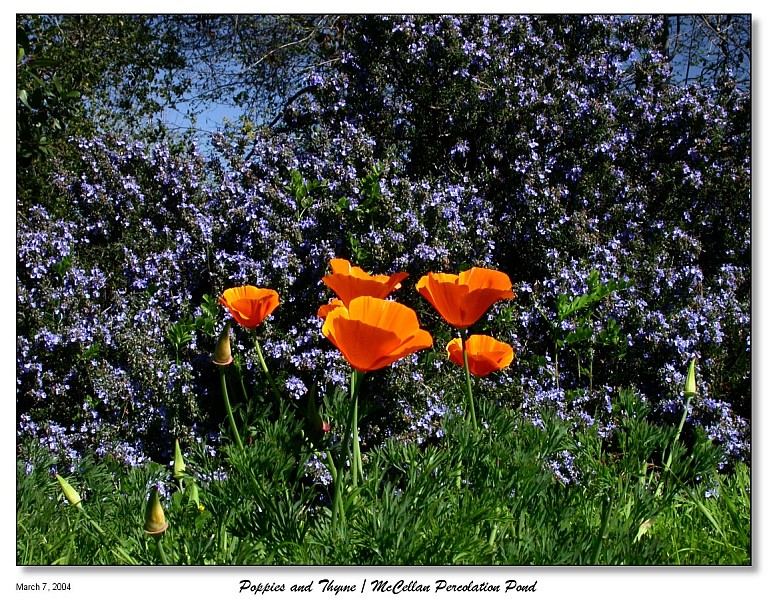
[188, 481, 202, 512]
[212, 321, 233, 366]
[684, 358, 697, 397]
[173, 439, 185, 480]
[144, 486, 168, 536]
[55, 474, 82, 507]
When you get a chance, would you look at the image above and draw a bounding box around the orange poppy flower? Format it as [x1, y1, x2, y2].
[322, 295, 433, 372]
[317, 298, 345, 319]
[322, 258, 408, 306]
[416, 267, 514, 329]
[446, 335, 514, 377]
[218, 285, 280, 329]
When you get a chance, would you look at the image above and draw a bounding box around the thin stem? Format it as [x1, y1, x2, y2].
[488, 524, 499, 549]
[576, 349, 581, 382]
[350, 370, 365, 484]
[460, 333, 478, 430]
[589, 347, 594, 392]
[219, 366, 243, 450]
[326, 450, 344, 530]
[331, 369, 365, 529]
[656, 395, 693, 497]
[232, 362, 250, 405]
[591, 495, 612, 564]
[156, 536, 170, 565]
[332, 400, 357, 530]
[254, 335, 284, 407]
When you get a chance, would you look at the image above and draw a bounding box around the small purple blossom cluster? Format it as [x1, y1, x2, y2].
[545, 450, 582, 486]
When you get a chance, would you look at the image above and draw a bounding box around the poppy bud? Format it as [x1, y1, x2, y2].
[684, 358, 697, 397]
[55, 473, 82, 507]
[173, 439, 185, 481]
[143, 486, 168, 536]
[188, 481, 203, 512]
[212, 321, 233, 366]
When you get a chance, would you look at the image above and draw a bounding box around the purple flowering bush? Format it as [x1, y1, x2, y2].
[17, 139, 217, 465]
[293, 14, 750, 464]
[17, 15, 749, 476]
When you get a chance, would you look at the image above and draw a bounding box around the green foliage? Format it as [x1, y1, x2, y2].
[556, 270, 629, 324]
[333, 163, 387, 267]
[540, 269, 631, 388]
[195, 294, 220, 338]
[167, 319, 195, 363]
[16, 25, 82, 168]
[165, 295, 220, 364]
[653, 462, 750, 564]
[17, 388, 749, 565]
[287, 168, 327, 220]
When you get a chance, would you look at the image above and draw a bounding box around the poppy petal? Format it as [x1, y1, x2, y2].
[322, 296, 432, 372]
[447, 335, 514, 377]
[219, 286, 280, 329]
[417, 268, 513, 329]
[323, 259, 409, 306]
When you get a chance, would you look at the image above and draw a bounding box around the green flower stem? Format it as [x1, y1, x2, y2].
[155, 535, 170, 565]
[327, 450, 345, 530]
[488, 523, 499, 549]
[254, 335, 284, 407]
[324, 450, 338, 481]
[233, 362, 250, 405]
[656, 394, 693, 497]
[460, 333, 478, 430]
[591, 494, 612, 564]
[331, 369, 366, 530]
[332, 414, 354, 530]
[219, 366, 243, 450]
[350, 370, 365, 485]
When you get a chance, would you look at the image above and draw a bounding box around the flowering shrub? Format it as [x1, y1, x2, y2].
[17, 15, 749, 474]
[17, 139, 218, 465]
[297, 14, 750, 463]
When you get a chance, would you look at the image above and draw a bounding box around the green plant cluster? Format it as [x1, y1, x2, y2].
[19, 387, 749, 565]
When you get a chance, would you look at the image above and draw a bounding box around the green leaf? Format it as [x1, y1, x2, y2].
[336, 197, 350, 212]
[564, 325, 593, 346]
[26, 57, 61, 69]
[17, 88, 30, 108]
